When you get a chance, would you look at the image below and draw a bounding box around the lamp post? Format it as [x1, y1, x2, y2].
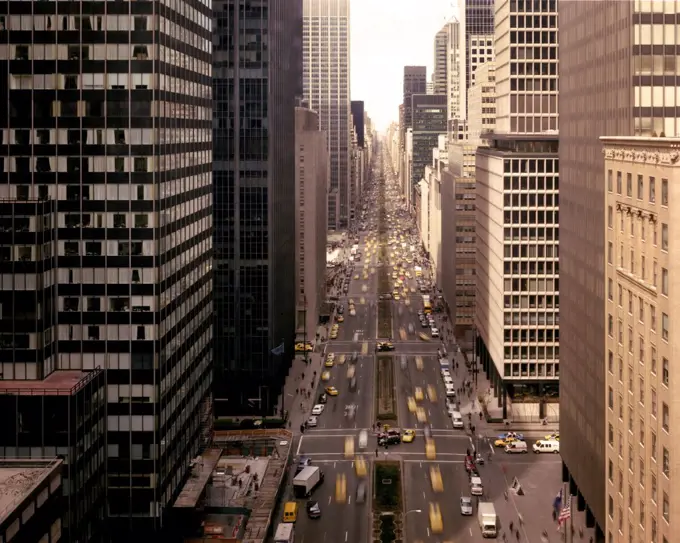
[405, 509, 422, 515]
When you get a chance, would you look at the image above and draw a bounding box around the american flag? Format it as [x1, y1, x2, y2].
[558, 503, 571, 525]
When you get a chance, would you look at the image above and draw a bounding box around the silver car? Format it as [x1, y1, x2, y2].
[460, 496, 473, 515]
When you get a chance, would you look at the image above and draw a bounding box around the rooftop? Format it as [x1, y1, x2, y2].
[174, 430, 292, 543]
[0, 370, 94, 396]
[0, 458, 62, 526]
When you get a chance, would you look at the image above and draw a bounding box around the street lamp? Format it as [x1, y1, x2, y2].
[405, 509, 422, 515]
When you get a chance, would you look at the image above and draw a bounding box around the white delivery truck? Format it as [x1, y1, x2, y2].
[293, 466, 324, 498]
[477, 502, 497, 538]
[274, 522, 295, 543]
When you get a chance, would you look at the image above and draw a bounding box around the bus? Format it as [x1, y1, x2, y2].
[274, 523, 295, 543]
[422, 295, 432, 314]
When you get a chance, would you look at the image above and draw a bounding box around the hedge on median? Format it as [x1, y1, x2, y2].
[375, 356, 397, 421]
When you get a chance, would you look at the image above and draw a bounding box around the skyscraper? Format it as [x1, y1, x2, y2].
[303, 0, 351, 230]
[461, 0, 495, 117]
[0, 0, 213, 533]
[402, 66, 428, 133]
[213, 0, 302, 414]
[559, 1, 679, 539]
[433, 25, 450, 96]
[410, 94, 447, 203]
[474, 0, 559, 419]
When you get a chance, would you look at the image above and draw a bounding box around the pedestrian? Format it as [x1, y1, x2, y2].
[509, 521, 514, 532]
[515, 530, 519, 541]
[375, 448, 378, 457]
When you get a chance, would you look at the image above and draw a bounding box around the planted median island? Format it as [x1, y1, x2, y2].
[375, 355, 397, 422]
[372, 461, 404, 543]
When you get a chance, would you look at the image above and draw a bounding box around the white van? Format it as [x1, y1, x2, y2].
[505, 441, 528, 454]
[470, 476, 483, 496]
[533, 439, 560, 454]
[445, 386, 456, 398]
[451, 411, 464, 429]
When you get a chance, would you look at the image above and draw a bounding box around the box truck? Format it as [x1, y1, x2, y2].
[477, 502, 497, 538]
[293, 466, 324, 498]
[274, 523, 295, 543]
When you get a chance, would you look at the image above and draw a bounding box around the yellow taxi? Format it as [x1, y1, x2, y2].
[399, 328, 407, 341]
[430, 466, 443, 493]
[325, 358, 334, 368]
[347, 365, 355, 379]
[326, 353, 336, 363]
[494, 436, 521, 448]
[337, 315, 345, 323]
[429, 503, 443, 534]
[338, 354, 346, 364]
[344, 436, 354, 458]
[354, 274, 359, 280]
[425, 438, 436, 459]
[415, 356, 423, 370]
[407, 397, 417, 413]
[402, 429, 416, 443]
[325, 386, 339, 396]
[349, 299, 354, 305]
[418, 332, 430, 341]
[427, 385, 437, 402]
[393, 294, 401, 301]
[360, 297, 365, 305]
[330, 330, 338, 340]
[414, 387, 424, 402]
[335, 474, 347, 502]
[355, 456, 367, 477]
[321, 371, 331, 382]
[295, 342, 313, 352]
[416, 407, 427, 423]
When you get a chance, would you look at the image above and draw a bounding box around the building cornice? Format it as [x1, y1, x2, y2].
[600, 137, 680, 166]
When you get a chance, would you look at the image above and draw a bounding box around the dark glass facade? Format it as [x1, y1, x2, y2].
[0, 0, 213, 535]
[351, 101, 365, 148]
[410, 94, 447, 202]
[0, 370, 106, 542]
[213, 0, 301, 415]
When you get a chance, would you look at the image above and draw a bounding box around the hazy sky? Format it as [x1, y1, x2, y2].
[350, 0, 458, 132]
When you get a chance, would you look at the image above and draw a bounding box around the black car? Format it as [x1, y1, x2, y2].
[378, 430, 402, 446]
[306, 501, 322, 519]
[318, 393, 327, 404]
[420, 320, 430, 328]
[296, 456, 312, 475]
[337, 306, 344, 315]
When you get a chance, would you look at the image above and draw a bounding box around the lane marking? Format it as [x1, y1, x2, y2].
[296, 436, 304, 456]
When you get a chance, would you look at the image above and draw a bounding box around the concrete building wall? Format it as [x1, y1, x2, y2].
[303, 0, 351, 230]
[474, 151, 507, 369]
[441, 168, 458, 323]
[468, 62, 496, 142]
[602, 137, 680, 543]
[295, 108, 329, 343]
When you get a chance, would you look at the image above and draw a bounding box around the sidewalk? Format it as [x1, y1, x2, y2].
[276, 325, 329, 435]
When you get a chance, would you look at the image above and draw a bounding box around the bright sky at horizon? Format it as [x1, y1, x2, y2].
[350, 0, 458, 133]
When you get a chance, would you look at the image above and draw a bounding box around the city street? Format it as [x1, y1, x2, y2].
[286, 150, 567, 543]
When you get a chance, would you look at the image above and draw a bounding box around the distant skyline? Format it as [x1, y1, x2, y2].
[350, 0, 457, 131]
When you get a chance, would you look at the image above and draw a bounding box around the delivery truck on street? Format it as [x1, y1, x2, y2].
[293, 466, 324, 498]
[274, 523, 295, 543]
[477, 502, 497, 538]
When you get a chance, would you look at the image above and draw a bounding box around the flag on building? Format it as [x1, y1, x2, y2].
[558, 503, 571, 525]
[271, 342, 285, 356]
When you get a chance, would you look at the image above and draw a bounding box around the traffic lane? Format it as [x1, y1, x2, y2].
[394, 342, 442, 355]
[407, 355, 452, 431]
[439, 460, 480, 542]
[295, 460, 365, 543]
[316, 372, 355, 430]
[402, 460, 435, 542]
[350, 355, 375, 430]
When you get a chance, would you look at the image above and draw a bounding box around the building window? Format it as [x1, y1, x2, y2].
[651, 431, 657, 461]
[662, 313, 669, 341]
[608, 423, 614, 446]
[637, 174, 644, 199]
[617, 171, 622, 194]
[662, 357, 669, 386]
[662, 268, 668, 296]
[608, 170, 613, 192]
[608, 314, 614, 337]
[661, 223, 668, 251]
[627, 173, 633, 197]
[608, 386, 614, 409]
[608, 206, 613, 228]
[649, 176, 655, 203]
[663, 492, 669, 522]
[661, 178, 668, 206]
[662, 403, 669, 432]
[651, 387, 657, 416]
[87, 326, 99, 340]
